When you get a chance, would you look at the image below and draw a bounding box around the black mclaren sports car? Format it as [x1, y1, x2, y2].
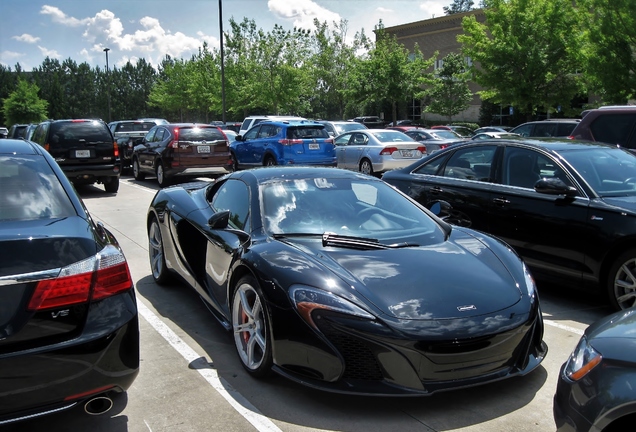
[146, 166, 547, 396]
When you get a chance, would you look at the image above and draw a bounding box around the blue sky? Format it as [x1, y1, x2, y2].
[1, 0, 451, 71]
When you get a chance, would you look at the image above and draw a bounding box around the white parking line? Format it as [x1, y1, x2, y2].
[543, 319, 584, 336]
[136, 300, 282, 432]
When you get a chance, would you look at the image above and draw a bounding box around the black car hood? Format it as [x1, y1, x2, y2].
[284, 231, 522, 320]
[601, 196, 636, 214]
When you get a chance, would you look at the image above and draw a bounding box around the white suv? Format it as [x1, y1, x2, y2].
[238, 115, 306, 136]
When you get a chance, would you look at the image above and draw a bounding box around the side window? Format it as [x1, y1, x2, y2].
[590, 114, 636, 146]
[512, 124, 533, 137]
[351, 133, 367, 146]
[145, 128, 157, 143]
[31, 124, 47, 145]
[334, 134, 351, 146]
[557, 122, 578, 136]
[442, 146, 497, 181]
[259, 124, 278, 138]
[413, 153, 450, 175]
[210, 179, 250, 231]
[243, 126, 260, 140]
[533, 123, 557, 137]
[501, 147, 574, 189]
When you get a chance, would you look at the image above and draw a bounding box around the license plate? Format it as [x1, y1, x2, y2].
[401, 150, 413, 157]
[197, 145, 211, 153]
[75, 150, 90, 158]
[309, 143, 320, 150]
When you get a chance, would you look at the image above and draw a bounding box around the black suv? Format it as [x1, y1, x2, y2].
[352, 116, 386, 129]
[569, 106, 636, 152]
[509, 119, 580, 138]
[30, 119, 121, 193]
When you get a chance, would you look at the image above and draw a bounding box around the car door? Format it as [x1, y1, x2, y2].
[487, 145, 589, 281]
[204, 178, 251, 317]
[334, 133, 353, 168]
[137, 127, 157, 173]
[406, 144, 499, 229]
[235, 125, 261, 166]
[345, 132, 369, 170]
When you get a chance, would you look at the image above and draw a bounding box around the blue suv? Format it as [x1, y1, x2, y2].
[230, 120, 336, 169]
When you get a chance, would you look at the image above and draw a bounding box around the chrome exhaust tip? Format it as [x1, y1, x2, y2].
[84, 396, 113, 416]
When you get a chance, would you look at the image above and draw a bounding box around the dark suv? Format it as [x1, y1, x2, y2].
[30, 119, 121, 193]
[352, 116, 386, 129]
[231, 120, 336, 169]
[509, 119, 580, 138]
[569, 106, 636, 152]
[108, 120, 164, 170]
[132, 123, 232, 187]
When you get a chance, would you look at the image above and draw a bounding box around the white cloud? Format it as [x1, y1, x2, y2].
[40, 5, 89, 27]
[268, 0, 341, 29]
[12, 34, 41, 44]
[0, 51, 25, 61]
[376, 7, 393, 14]
[38, 46, 61, 59]
[418, 1, 447, 19]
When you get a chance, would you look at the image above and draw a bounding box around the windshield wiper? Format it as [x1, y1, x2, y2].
[273, 232, 418, 250]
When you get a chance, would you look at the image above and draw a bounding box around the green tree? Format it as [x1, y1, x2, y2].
[426, 53, 473, 121]
[459, 0, 586, 119]
[148, 56, 190, 121]
[444, 0, 475, 15]
[582, 0, 636, 104]
[346, 22, 434, 124]
[2, 79, 48, 125]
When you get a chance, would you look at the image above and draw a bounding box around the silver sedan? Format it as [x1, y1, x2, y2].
[334, 129, 426, 176]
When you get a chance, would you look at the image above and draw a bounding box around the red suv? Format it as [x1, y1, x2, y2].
[569, 106, 636, 153]
[132, 123, 232, 187]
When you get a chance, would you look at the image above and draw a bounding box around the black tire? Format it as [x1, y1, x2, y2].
[104, 176, 119, 193]
[148, 217, 171, 285]
[231, 275, 273, 378]
[230, 152, 239, 171]
[359, 158, 374, 176]
[264, 156, 276, 167]
[133, 158, 146, 180]
[156, 163, 171, 188]
[607, 249, 636, 310]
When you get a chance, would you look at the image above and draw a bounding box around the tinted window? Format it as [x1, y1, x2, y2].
[502, 148, 545, 188]
[49, 121, 112, 149]
[557, 123, 578, 136]
[590, 114, 636, 145]
[442, 146, 497, 181]
[177, 127, 225, 142]
[533, 123, 557, 137]
[511, 124, 533, 137]
[211, 179, 250, 231]
[287, 126, 329, 139]
[413, 154, 449, 175]
[0, 156, 76, 221]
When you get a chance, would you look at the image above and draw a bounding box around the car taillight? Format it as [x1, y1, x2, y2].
[417, 146, 427, 154]
[439, 144, 449, 150]
[278, 139, 303, 145]
[567, 135, 574, 140]
[380, 147, 398, 155]
[113, 141, 119, 157]
[27, 245, 133, 311]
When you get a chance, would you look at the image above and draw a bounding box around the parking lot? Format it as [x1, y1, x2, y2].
[2, 175, 615, 432]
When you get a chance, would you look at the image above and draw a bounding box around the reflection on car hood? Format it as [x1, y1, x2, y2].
[285, 230, 521, 320]
[601, 196, 636, 215]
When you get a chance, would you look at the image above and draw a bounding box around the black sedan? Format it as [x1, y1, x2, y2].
[0, 140, 139, 424]
[554, 308, 636, 431]
[382, 139, 636, 310]
[147, 166, 546, 396]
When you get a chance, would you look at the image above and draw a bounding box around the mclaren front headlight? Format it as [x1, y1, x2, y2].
[564, 336, 602, 381]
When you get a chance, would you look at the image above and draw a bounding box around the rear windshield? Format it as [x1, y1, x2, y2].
[286, 126, 329, 139]
[49, 121, 112, 149]
[115, 122, 155, 133]
[0, 155, 76, 221]
[177, 127, 226, 141]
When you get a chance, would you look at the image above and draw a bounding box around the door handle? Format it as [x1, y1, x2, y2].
[430, 186, 443, 194]
[493, 197, 510, 205]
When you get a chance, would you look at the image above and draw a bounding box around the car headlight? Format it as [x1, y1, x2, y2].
[522, 263, 537, 298]
[289, 285, 375, 329]
[564, 336, 602, 381]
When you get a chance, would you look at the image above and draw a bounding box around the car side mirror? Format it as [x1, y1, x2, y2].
[534, 178, 578, 197]
[235, 135, 244, 142]
[208, 210, 230, 229]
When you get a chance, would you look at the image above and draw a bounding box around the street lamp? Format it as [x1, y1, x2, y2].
[103, 47, 111, 123]
[218, 0, 226, 123]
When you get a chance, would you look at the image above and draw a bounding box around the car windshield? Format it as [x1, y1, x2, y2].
[559, 147, 636, 197]
[371, 131, 413, 143]
[335, 123, 366, 134]
[261, 177, 445, 244]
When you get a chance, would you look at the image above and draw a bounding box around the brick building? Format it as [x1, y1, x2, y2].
[384, 9, 486, 124]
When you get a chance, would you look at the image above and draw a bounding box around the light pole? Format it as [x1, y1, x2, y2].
[219, 0, 226, 123]
[103, 47, 111, 122]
